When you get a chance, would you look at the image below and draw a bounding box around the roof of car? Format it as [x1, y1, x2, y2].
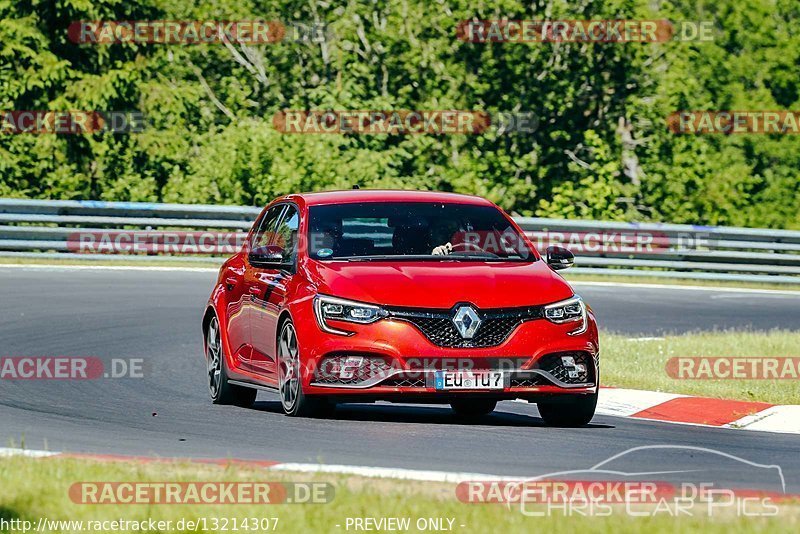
[282, 189, 495, 207]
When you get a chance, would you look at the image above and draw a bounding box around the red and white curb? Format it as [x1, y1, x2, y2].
[594, 387, 800, 434]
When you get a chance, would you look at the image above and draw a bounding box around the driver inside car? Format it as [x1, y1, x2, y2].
[430, 219, 462, 255]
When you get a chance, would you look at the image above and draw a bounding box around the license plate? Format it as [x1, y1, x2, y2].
[434, 370, 504, 390]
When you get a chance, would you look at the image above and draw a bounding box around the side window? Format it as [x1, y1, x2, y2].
[251, 205, 286, 250]
[272, 205, 299, 263]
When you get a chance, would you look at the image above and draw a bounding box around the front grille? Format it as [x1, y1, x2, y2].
[534, 351, 595, 385]
[313, 355, 392, 385]
[387, 305, 543, 348]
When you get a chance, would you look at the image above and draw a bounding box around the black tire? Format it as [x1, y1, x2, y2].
[206, 315, 257, 408]
[285, 388, 336, 418]
[277, 319, 333, 418]
[450, 399, 497, 418]
[537, 393, 597, 427]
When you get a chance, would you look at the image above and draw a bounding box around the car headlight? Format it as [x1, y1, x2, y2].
[543, 295, 587, 336]
[313, 295, 387, 335]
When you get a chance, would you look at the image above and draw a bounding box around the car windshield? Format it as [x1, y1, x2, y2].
[307, 202, 535, 262]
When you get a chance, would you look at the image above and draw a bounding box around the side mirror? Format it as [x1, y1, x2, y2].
[546, 245, 574, 271]
[248, 244, 285, 267]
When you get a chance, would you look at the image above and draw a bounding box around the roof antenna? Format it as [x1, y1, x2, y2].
[352, 184, 360, 189]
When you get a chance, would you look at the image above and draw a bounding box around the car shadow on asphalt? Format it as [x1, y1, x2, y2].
[251, 400, 613, 429]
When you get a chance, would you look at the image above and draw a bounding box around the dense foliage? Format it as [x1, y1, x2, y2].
[1, 0, 799, 228]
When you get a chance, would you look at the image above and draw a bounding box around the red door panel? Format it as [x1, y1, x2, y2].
[248, 269, 290, 382]
[221, 262, 251, 370]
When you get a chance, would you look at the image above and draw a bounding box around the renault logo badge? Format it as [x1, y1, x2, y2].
[452, 305, 482, 339]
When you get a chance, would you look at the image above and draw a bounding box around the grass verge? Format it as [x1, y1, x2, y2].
[0, 456, 797, 533]
[601, 330, 800, 404]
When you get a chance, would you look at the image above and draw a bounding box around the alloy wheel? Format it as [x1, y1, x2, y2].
[278, 322, 301, 412]
[206, 316, 222, 398]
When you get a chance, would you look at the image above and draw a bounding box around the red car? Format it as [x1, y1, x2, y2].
[203, 190, 599, 426]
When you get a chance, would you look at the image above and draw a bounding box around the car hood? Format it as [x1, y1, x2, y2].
[304, 259, 574, 309]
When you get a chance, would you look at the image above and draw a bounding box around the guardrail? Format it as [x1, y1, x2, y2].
[1, 198, 799, 284]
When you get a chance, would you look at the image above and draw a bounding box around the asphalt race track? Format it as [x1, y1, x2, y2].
[1, 266, 798, 493]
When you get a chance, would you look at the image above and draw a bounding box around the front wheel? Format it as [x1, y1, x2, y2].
[277, 320, 333, 418]
[206, 315, 257, 407]
[450, 399, 497, 418]
[537, 393, 597, 427]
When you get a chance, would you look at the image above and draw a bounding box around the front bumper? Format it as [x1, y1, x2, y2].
[295, 301, 600, 399]
[309, 351, 597, 389]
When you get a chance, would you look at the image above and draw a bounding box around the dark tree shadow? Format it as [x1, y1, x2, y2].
[251, 400, 613, 429]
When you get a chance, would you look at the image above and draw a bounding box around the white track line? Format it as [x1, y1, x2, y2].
[726, 406, 800, 434]
[571, 280, 800, 296]
[0, 447, 58, 457]
[0, 447, 514, 482]
[269, 462, 516, 483]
